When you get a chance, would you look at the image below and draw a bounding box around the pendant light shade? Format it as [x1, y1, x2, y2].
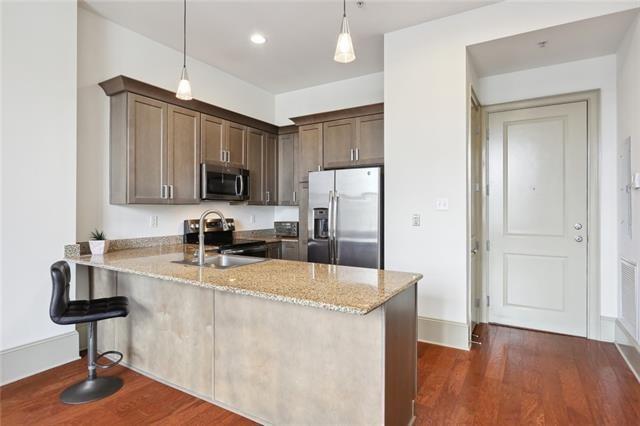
[176, 0, 193, 100]
[334, 0, 355, 63]
[176, 67, 192, 100]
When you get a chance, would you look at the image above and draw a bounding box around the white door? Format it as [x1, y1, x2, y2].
[487, 101, 588, 337]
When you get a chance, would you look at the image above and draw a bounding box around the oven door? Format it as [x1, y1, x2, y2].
[220, 245, 267, 258]
[201, 163, 249, 201]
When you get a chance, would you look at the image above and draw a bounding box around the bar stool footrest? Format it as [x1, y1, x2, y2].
[96, 350, 123, 369]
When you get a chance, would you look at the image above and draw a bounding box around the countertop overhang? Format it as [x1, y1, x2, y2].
[65, 244, 421, 315]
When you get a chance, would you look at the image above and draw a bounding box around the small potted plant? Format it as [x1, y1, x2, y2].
[89, 229, 110, 255]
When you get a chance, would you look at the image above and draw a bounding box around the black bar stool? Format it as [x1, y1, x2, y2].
[50, 261, 129, 404]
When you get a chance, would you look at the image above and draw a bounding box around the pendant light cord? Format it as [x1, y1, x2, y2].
[183, 0, 187, 69]
[343, 0, 346, 17]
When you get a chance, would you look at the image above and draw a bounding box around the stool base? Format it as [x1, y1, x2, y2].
[60, 376, 123, 404]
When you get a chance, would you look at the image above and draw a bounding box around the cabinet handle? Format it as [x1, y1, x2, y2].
[350, 148, 354, 161]
[169, 185, 174, 199]
[221, 150, 225, 162]
[355, 148, 359, 161]
[226, 151, 230, 162]
[161, 185, 166, 199]
[293, 191, 297, 203]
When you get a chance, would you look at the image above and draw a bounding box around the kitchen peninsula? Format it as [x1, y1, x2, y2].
[65, 243, 421, 425]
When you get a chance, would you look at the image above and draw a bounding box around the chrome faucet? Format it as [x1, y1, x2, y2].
[197, 209, 230, 266]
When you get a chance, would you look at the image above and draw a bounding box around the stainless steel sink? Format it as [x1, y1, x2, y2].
[173, 254, 267, 269]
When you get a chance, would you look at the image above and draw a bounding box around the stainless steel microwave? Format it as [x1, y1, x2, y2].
[201, 163, 249, 201]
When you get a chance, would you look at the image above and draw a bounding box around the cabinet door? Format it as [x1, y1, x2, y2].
[246, 128, 264, 203]
[226, 122, 246, 168]
[281, 241, 299, 261]
[267, 242, 282, 259]
[298, 182, 309, 262]
[264, 133, 278, 205]
[167, 105, 200, 204]
[201, 114, 225, 164]
[298, 124, 323, 183]
[278, 133, 298, 205]
[323, 118, 356, 169]
[355, 114, 384, 166]
[127, 94, 168, 204]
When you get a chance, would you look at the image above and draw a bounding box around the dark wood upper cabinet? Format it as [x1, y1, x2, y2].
[201, 114, 225, 164]
[278, 132, 299, 205]
[167, 105, 200, 204]
[201, 114, 246, 168]
[110, 93, 199, 205]
[124, 94, 168, 204]
[323, 118, 356, 169]
[246, 128, 264, 203]
[298, 123, 323, 183]
[355, 113, 384, 166]
[264, 133, 278, 205]
[226, 122, 247, 168]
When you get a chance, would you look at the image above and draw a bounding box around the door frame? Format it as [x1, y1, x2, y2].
[477, 90, 602, 340]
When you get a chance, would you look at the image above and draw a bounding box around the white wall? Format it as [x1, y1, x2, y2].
[1, 0, 78, 363]
[617, 14, 640, 335]
[77, 8, 277, 240]
[384, 1, 636, 326]
[274, 72, 383, 126]
[476, 55, 619, 317]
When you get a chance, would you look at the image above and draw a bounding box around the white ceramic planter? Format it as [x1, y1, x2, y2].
[89, 240, 110, 255]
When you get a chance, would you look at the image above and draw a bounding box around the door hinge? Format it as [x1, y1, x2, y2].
[486, 184, 490, 196]
[485, 240, 490, 251]
[486, 296, 490, 307]
[486, 127, 490, 140]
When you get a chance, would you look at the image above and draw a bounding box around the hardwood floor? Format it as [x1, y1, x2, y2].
[1, 324, 638, 425]
[415, 324, 640, 425]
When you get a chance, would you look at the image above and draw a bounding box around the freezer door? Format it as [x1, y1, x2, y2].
[335, 167, 381, 269]
[307, 170, 335, 264]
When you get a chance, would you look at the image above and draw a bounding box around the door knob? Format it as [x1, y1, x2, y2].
[471, 248, 478, 255]
[574, 223, 583, 230]
[574, 236, 583, 242]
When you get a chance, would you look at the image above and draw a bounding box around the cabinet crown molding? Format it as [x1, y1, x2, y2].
[99, 75, 278, 134]
[289, 103, 384, 126]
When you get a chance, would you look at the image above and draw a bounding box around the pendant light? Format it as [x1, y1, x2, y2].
[176, 0, 192, 100]
[334, 0, 355, 63]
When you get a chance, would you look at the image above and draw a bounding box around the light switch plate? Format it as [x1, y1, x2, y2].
[249, 214, 256, 224]
[435, 198, 449, 211]
[411, 214, 421, 227]
[632, 172, 640, 189]
[149, 216, 159, 228]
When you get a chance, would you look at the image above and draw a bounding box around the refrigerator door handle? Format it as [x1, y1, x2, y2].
[333, 192, 340, 264]
[328, 190, 335, 263]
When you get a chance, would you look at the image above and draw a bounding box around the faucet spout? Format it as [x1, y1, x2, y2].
[197, 209, 229, 265]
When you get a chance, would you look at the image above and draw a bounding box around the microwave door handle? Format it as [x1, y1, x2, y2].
[239, 175, 244, 196]
[235, 175, 240, 196]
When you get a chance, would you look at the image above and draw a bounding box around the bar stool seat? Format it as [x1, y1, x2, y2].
[50, 261, 129, 404]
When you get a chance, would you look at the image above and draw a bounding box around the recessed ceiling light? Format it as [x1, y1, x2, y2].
[250, 33, 267, 45]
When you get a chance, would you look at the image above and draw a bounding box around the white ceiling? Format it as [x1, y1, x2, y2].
[468, 8, 640, 78]
[81, 0, 494, 93]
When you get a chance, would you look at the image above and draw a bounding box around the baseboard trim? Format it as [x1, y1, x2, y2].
[614, 319, 640, 382]
[417, 316, 469, 351]
[0, 331, 80, 386]
[599, 316, 616, 342]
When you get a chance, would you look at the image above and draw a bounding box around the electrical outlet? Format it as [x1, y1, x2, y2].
[149, 215, 158, 228]
[435, 198, 449, 211]
[411, 214, 421, 227]
[249, 214, 255, 224]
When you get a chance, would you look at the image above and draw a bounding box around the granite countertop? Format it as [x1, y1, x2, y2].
[65, 244, 421, 315]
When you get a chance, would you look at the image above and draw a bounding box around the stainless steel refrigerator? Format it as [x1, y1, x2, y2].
[307, 167, 383, 269]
